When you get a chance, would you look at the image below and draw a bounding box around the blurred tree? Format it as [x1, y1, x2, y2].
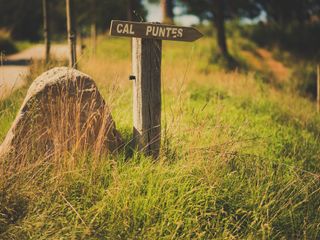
[127, 0, 134, 20]
[66, 0, 77, 68]
[0, 0, 42, 40]
[91, 0, 97, 54]
[148, 0, 175, 23]
[0, 0, 146, 41]
[182, 0, 261, 61]
[162, 0, 174, 23]
[42, 0, 51, 62]
[127, 0, 146, 21]
[257, 0, 320, 25]
[75, 0, 146, 32]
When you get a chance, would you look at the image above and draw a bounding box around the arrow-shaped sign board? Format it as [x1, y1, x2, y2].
[110, 20, 203, 42]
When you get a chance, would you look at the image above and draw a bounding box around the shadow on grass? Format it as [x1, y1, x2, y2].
[210, 53, 249, 72]
[0, 192, 29, 235]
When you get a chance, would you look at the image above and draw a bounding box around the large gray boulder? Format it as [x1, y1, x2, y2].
[0, 67, 123, 161]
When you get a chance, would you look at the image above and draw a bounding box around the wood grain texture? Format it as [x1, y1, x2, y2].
[132, 38, 162, 158]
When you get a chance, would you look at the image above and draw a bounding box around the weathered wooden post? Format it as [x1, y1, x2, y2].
[42, 0, 50, 63]
[110, 20, 203, 158]
[132, 38, 162, 157]
[317, 65, 320, 112]
[66, 0, 77, 68]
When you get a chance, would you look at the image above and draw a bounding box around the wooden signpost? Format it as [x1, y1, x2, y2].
[110, 20, 203, 158]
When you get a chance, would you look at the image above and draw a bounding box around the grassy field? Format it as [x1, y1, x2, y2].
[1, 35, 320, 239]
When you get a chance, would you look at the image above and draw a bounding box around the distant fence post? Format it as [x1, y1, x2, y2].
[318, 65, 320, 112]
[132, 38, 162, 158]
[66, 0, 77, 68]
[91, 0, 97, 55]
[79, 29, 86, 56]
[42, 0, 50, 63]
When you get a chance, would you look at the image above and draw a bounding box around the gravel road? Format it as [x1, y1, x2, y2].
[0, 44, 69, 100]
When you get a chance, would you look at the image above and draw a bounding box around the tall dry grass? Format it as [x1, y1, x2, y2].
[0, 36, 319, 239]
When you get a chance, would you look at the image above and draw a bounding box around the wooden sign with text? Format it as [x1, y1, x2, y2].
[109, 20, 203, 158]
[110, 20, 203, 42]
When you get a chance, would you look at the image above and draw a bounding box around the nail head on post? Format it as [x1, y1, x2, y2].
[129, 75, 136, 80]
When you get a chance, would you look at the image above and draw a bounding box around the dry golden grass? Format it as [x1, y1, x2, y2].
[0, 36, 319, 239]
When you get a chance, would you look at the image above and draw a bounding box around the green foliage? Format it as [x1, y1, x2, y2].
[0, 0, 42, 40]
[15, 41, 34, 52]
[240, 22, 320, 98]
[0, 36, 32, 56]
[243, 22, 320, 59]
[0, 89, 25, 142]
[0, 0, 146, 41]
[2, 84, 320, 238]
[76, 0, 146, 34]
[257, 0, 320, 24]
[181, 0, 261, 22]
[0, 36, 17, 55]
[1, 37, 320, 239]
[290, 62, 318, 100]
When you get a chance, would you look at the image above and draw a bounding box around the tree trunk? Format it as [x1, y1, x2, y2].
[161, 0, 174, 24]
[66, 0, 77, 68]
[42, 0, 50, 63]
[213, 0, 229, 58]
[91, 0, 97, 55]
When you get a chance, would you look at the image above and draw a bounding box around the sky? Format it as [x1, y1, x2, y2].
[143, 1, 267, 26]
[143, 1, 199, 26]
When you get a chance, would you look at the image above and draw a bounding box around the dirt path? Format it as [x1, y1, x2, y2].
[256, 48, 290, 82]
[0, 44, 69, 100]
[240, 47, 290, 84]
